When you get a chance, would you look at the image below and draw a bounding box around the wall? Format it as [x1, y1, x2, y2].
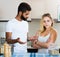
[0, 0, 45, 19]
[31, 0, 45, 18]
[1, 0, 60, 19]
[0, 22, 7, 37]
[0, 0, 32, 19]
[44, 0, 60, 19]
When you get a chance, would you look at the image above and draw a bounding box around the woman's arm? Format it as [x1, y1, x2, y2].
[32, 40, 41, 49]
[36, 30, 57, 48]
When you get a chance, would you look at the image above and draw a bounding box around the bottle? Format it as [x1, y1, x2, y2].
[4, 42, 11, 57]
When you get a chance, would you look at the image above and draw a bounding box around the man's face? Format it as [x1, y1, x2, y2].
[21, 11, 30, 21]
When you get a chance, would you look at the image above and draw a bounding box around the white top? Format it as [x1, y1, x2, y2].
[6, 18, 28, 52]
[38, 33, 50, 42]
[38, 33, 50, 53]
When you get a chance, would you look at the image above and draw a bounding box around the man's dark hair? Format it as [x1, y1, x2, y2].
[18, 2, 31, 14]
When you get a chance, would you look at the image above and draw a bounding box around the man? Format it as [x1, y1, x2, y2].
[6, 2, 31, 57]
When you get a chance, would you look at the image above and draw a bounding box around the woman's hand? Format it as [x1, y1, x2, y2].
[33, 43, 41, 49]
[17, 38, 26, 44]
[32, 40, 41, 49]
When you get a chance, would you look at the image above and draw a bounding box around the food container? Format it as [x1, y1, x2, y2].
[49, 49, 59, 55]
[27, 46, 38, 53]
[4, 42, 11, 57]
[48, 43, 60, 55]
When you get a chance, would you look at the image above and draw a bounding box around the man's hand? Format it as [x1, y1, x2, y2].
[17, 38, 26, 44]
[29, 36, 37, 41]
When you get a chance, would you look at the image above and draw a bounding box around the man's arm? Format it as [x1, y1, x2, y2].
[6, 32, 26, 44]
[6, 32, 18, 44]
[36, 30, 57, 48]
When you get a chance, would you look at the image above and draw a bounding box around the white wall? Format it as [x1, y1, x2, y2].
[44, 0, 60, 19]
[0, 0, 60, 19]
[0, 0, 32, 19]
[0, 22, 6, 37]
[31, 0, 45, 18]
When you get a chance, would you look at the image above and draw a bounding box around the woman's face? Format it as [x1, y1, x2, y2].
[43, 16, 52, 29]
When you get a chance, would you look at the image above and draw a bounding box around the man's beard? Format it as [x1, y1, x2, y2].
[21, 15, 27, 21]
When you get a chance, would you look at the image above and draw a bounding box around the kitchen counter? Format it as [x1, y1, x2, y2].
[0, 53, 60, 57]
[12, 52, 60, 57]
[0, 45, 60, 57]
[0, 49, 60, 57]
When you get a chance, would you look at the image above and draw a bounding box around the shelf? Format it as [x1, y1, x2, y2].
[0, 20, 9, 22]
[0, 19, 60, 23]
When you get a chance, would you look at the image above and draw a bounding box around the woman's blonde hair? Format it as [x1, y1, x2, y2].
[40, 13, 54, 33]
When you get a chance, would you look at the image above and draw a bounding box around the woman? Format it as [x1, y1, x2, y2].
[30, 13, 57, 53]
